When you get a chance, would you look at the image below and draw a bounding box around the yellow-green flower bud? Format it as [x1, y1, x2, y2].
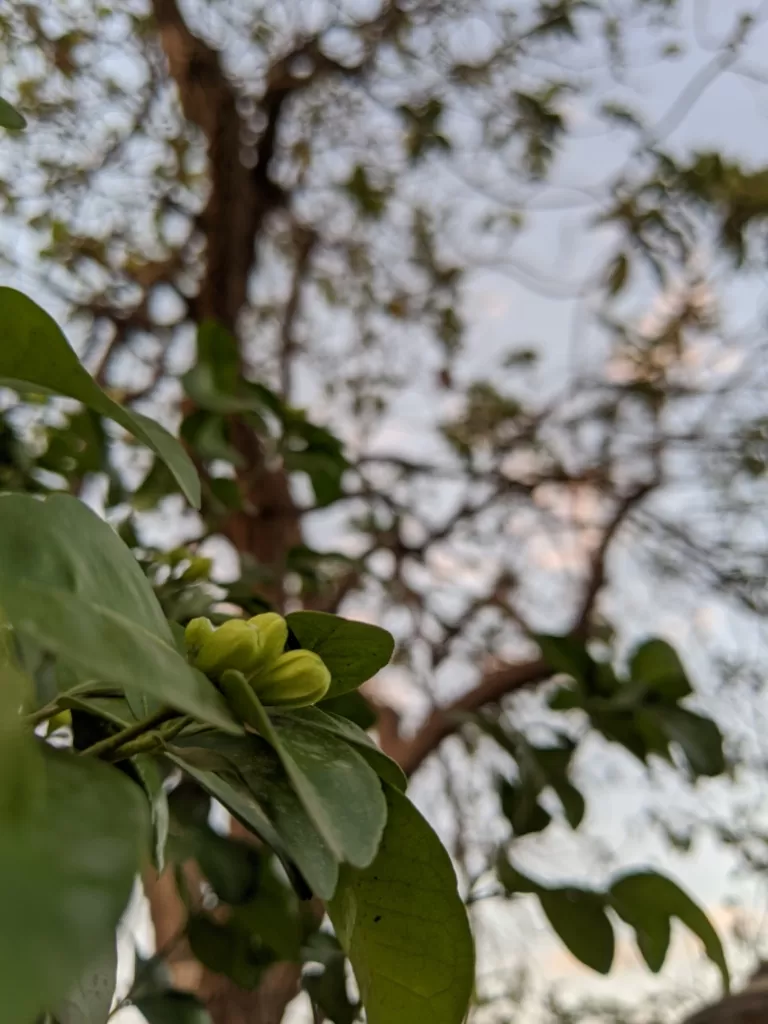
[193, 619, 263, 678]
[247, 612, 288, 668]
[251, 650, 330, 708]
[184, 617, 214, 657]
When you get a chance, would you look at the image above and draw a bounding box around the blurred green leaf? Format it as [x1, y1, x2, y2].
[653, 707, 725, 777]
[132, 992, 212, 1024]
[0, 748, 147, 1022]
[629, 639, 692, 701]
[187, 915, 274, 990]
[0, 494, 239, 733]
[0, 96, 26, 130]
[329, 785, 473, 1024]
[609, 871, 729, 988]
[539, 889, 615, 974]
[0, 288, 199, 506]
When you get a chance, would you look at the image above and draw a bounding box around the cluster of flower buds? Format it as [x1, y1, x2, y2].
[184, 613, 330, 716]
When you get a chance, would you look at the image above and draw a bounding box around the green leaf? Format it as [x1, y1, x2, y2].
[286, 612, 394, 699]
[286, 707, 406, 791]
[133, 992, 212, 1024]
[255, 702, 388, 868]
[232, 859, 302, 961]
[54, 942, 117, 1024]
[0, 747, 148, 1022]
[0, 288, 199, 506]
[133, 756, 170, 872]
[0, 96, 26, 130]
[187, 914, 274, 989]
[535, 634, 593, 687]
[170, 744, 339, 899]
[328, 786, 474, 1024]
[320, 691, 378, 731]
[499, 779, 552, 836]
[538, 889, 615, 974]
[193, 828, 262, 906]
[653, 707, 725, 777]
[629, 639, 692, 701]
[0, 494, 239, 733]
[304, 949, 359, 1024]
[609, 871, 729, 988]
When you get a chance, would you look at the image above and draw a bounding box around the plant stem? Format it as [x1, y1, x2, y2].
[103, 714, 193, 762]
[80, 707, 176, 759]
[24, 702, 60, 728]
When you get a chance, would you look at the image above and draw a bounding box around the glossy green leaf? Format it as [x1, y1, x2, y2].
[170, 741, 339, 899]
[54, 942, 117, 1024]
[609, 871, 729, 988]
[629, 639, 692, 701]
[286, 611, 394, 699]
[255, 701, 388, 868]
[133, 992, 212, 1024]
[0, 96, 25, 130]
[0, 288, 199, 506]
[328, 786, 474, 1024]
[0, 494, 239, 733]
[285, 707, 406, 791]
[0, 747, 147, 1023]
[539, 889, 615, 974]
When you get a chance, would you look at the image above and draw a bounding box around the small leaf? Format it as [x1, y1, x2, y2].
[0, 96, 26, 130]
[304, 950, 358, 1024]
[329, 785, 473, 1024]
[629, 639, 692, 701]
[132, 992, 212, 1024]
[539, 889, 615, 975]
[653, 707, 725, 777]
[54, 941, 117, 1024]
[0, 494, 239, 734]
[610, 871, 729, 988]
[286, 612, 394, 699]
[133, 755, 170, 872]
[606, 251, 629, 295]
[0, 288, 199, 506]
[535, 634, 593, 687]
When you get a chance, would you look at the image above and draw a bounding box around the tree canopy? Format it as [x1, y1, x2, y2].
[3, 2, 768, 1023]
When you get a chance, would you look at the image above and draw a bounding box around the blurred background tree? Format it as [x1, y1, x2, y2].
[4, 0, 768, 1022]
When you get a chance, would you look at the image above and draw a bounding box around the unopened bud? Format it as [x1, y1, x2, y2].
[185, 617, 214, 657]
[247, 612, 288, 668]
[251, 650, 331, 708]
[193, 619, 263, 679]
